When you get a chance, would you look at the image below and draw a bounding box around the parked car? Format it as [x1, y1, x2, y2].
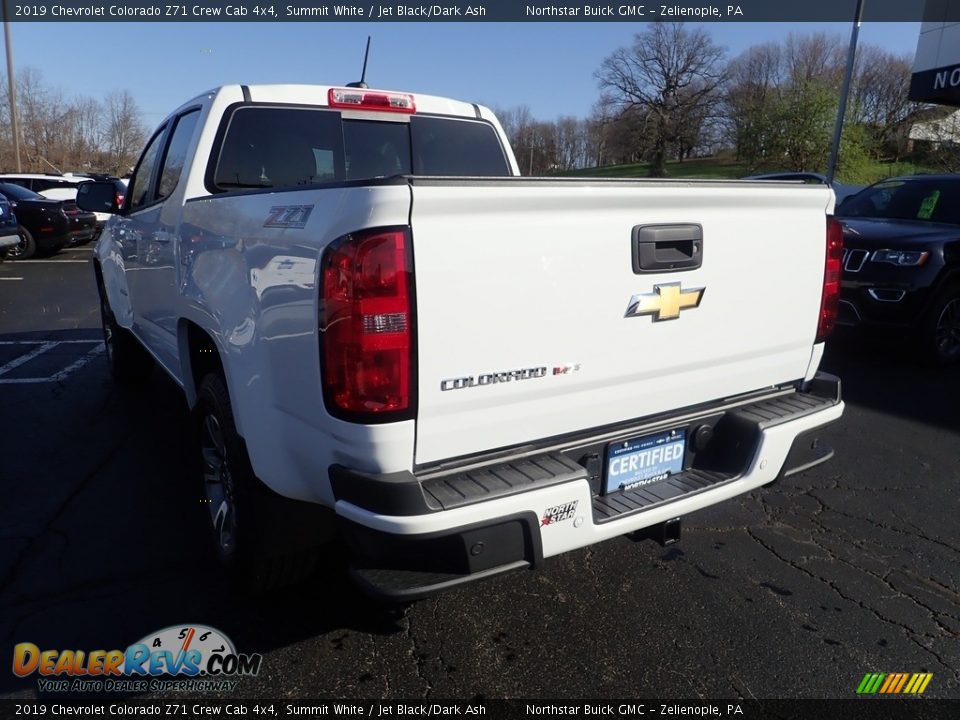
[745, 172, 865, 204]
[834, 174, 960, 364]
[62, 200, 98, 245]
[0, 195, 18, 260]
[0, 182, 73, 259]
[0, 172, 119, 235]
[0, 172, 91, 198]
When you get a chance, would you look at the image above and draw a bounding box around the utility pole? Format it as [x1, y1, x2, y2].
[3, 0, 22, 171]
[827, 0, 865, 185]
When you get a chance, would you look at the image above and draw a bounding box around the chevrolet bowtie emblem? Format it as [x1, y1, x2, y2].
[625, 283, 705, 321]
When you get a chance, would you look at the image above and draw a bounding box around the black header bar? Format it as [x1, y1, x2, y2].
[2, 699, 960, 720]
[0, 0, 950, 22]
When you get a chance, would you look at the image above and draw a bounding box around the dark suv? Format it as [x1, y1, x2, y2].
[0, 182, 73, 259]
[835, 174, 960, 364]
[0, 195, 18, 259]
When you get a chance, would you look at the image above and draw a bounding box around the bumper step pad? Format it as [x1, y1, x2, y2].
[593, 469, 735, 523]
[421, 452, 588, 511]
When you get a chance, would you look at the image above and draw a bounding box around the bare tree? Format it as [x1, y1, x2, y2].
[851, 48, 922, 160]
[724, 43, 783, 166]
[554, 116, 587, 171]
[493, 105, 538, 174]
[596, 23, 727, 176]
[15, 67, 61, 170]
[0, 69, 147, 174]
[586, 97, 614, 167]
[783, 33, 844, 87]
[71, 97, 102, 169]
[104, 90, 147, 176]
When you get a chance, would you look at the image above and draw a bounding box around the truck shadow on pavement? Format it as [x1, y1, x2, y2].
[821, 332, 960, 435]
[2, 327, 958, 698]
[0, 330, 406, 697]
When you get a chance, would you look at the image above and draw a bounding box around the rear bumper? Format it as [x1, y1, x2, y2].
[36, 232, 71, 253]
[333, 374, 843, 600]
[70, 227, 97, 244]
[838, 278, 935, 330]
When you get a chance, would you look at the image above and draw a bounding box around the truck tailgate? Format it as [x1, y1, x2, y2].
[409, 179, 832, 466]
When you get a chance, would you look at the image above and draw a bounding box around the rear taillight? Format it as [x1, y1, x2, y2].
[115, 192, 124, 208]
[816, 217, 844, 342]
[321, 227, 413, 419]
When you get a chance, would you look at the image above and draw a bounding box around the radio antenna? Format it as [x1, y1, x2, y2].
[346, 37, 371, 89]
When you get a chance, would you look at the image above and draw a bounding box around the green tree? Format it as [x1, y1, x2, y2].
[772, 80, 836, 171]
[836, 122, 878, 185]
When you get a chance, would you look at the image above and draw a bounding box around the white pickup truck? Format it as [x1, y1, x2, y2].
[78, 84, 845, 600]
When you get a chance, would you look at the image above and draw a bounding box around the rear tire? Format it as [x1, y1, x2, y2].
[196, 373, 323, 592]
[925, 286, 960, 366]
[8, 227, 36, 260]
[99, 290, 153, 383]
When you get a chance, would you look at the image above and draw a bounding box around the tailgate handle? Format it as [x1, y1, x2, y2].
[632, 224, 703, 273]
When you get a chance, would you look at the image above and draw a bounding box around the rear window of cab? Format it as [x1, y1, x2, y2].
[211, 106, 511, 192]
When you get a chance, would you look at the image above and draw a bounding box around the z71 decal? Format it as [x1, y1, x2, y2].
[263, 205, 314, 229]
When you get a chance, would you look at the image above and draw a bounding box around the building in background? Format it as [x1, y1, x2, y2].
[908, 106, 960, 147]
[911, 2, 960, 105]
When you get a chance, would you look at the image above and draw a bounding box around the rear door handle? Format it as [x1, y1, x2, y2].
[632, 224, 703, 273]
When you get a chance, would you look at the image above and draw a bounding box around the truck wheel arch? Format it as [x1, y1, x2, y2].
[179, 319, 230, 414]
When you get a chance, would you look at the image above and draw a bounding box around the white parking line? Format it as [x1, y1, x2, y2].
[13, 260, 90, 264]
[0, 340, 104, 383]
[0, 340, 99, 344]
[0, 342, 57, 377]
[48, 345, 105, 382]
[0, 277, 23, 280]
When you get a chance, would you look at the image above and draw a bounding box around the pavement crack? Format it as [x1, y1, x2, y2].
[431, 596, 449, 696]
[746, 527, 959, 681]
[583, 547, 604, 604]
[801, 495, 960, 630]
[401, 605, 433, 700]
[807, 493, 960, 557]
[367, 632, 389, 697]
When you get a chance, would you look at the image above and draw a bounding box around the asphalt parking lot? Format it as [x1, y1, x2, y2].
[1, 246, 958, 701]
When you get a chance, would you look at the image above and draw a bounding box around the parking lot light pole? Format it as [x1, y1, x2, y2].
[3, 0, 22, 172]
[827, 0, 865, 185]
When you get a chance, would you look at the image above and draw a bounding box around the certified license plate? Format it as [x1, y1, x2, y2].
[604, 429, 686, 494]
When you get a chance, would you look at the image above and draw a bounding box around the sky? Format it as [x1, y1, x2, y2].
[3, 21, 922, 126]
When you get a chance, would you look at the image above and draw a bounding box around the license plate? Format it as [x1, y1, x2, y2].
[604, 428, 686, 494]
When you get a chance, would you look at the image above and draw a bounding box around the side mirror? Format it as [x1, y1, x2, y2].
[77, 181, 121, 214]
